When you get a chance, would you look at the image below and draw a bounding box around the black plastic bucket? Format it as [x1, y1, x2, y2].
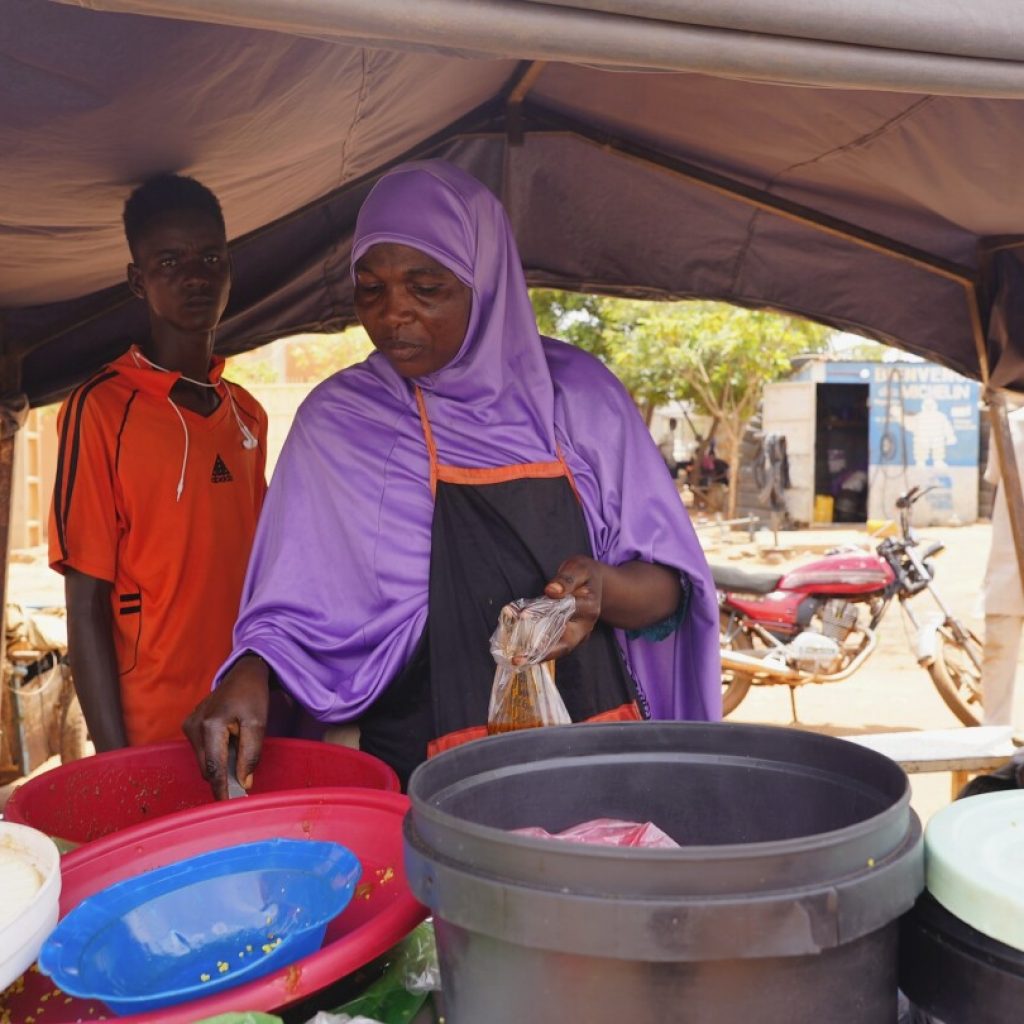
[404, 721, 923, 1024]
[900, 892, 1024, 1024]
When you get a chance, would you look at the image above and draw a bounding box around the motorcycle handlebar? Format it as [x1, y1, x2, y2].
[896, 485, 936, 509]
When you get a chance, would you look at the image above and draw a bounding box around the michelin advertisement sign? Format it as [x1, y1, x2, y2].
[860, 363, 979, 525]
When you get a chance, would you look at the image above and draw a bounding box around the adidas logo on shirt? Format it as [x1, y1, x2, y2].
[211, 454, 233, 484]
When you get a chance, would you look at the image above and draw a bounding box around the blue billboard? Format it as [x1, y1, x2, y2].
[823, 361, 980, 470]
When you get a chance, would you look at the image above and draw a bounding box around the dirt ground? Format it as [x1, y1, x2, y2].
[701, 518, 1012, 826]
[1, 522, 1015, 826]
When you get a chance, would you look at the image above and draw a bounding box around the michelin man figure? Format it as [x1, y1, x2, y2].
[907, 397, 956, 468]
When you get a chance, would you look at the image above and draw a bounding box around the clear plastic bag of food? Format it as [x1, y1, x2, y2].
[512, 818, 680, 849]
[487, 596, 575, 735]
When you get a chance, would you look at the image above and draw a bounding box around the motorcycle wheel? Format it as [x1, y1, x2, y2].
[927, 620, 984, 727]
[720, 611, 754, 716]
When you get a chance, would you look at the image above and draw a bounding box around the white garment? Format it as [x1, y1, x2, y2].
[982, 407, 1024, 731]
[982, 613, 1023, 726]
[982, 406, 1024, 617]
[658, 428, 676, 466]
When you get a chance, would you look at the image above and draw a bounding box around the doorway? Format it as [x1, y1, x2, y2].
[815, 383, 870, 523]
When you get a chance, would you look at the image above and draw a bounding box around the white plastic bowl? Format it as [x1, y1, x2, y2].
[0, 821, 61, 991]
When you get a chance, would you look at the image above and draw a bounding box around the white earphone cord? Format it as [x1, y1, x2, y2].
[131, 349, 257, 501]
[167, 397, 189, 502]
[225, 385, 259, 450]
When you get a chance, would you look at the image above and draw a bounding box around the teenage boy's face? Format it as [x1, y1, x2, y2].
[127, 209, 230, 335]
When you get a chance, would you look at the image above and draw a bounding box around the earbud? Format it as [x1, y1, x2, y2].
[224, 384, 259, 450]
[238, 418, 258, 449]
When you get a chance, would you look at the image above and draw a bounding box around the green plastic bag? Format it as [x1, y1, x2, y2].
[194, 1013, 283, 1024]
[326, 922, 437, 1024]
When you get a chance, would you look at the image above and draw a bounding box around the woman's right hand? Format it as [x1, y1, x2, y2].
[183, 654, 270, 801]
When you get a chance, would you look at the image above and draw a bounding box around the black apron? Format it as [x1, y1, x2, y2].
[358, 388, 640, 786]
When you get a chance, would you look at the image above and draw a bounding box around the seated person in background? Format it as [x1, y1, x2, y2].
[50, 174, 268, 750]
[658, 417, 679, 477]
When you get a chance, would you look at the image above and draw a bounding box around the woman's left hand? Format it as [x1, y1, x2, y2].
[542, 555, 605, 660]
[539, 556, 683, 661]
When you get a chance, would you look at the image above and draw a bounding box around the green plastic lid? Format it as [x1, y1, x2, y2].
[926, 789, 1024, 952]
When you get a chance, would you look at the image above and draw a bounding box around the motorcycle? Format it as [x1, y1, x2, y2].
[716, 486, 983, 724]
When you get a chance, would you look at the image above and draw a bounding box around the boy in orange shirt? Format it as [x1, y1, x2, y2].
[49, 174, 267, 749]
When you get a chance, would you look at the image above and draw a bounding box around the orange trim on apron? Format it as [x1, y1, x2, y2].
[426, 701, 642, 759]
[586, 701, 643, 724]
[414, 386, 581, 501]
[427, 725, 489, 758]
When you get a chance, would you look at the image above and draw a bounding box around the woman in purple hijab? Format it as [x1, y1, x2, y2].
[186, 160, 720, 792]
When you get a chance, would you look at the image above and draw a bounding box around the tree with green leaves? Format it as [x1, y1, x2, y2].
[226, 329, 373, 386]
[634, 302, 830, 517]
[531, 290, 832, 517]
[286, 329, 374, 382]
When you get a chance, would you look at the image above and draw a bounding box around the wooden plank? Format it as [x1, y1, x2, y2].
[897, 755, 1010, 774]
[849, 726, 1017, 800]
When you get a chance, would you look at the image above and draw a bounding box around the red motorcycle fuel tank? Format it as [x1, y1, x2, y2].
[777, 553, 895, 596]
[727, 591, 805, 634]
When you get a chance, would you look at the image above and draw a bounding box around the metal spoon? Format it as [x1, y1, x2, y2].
[226, 737, 248, 799]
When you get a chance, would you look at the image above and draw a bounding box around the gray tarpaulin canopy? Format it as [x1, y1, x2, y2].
[6, 0, 1024, 407]
[5, 0, 1024, 688]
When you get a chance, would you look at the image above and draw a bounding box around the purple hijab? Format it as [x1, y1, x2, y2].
[224, 160, 721, 722]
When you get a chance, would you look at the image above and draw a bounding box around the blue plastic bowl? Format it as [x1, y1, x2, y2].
[38, 838, 361, 1015]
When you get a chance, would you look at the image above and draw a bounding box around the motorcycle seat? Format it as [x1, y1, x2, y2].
[711, 564, 783, 594]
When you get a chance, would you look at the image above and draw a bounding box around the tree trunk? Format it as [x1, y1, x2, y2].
[723, 413, 754, 523]
[725, 425, 739, 521]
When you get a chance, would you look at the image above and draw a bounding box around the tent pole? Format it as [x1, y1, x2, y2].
[505, 60, 546, 105]
[505, 61, 546, 145]
[0, 362, 24, 623]
[986, 391, 1024, 584]
[965, 282, 1024, 590]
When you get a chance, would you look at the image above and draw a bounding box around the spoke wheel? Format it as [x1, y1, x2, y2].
[720, 611, 754, 716]
[927, 621, 984, 726]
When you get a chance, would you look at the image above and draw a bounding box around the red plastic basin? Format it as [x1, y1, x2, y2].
[4, 738, 399, 845]
[0, 788, 426, 1024]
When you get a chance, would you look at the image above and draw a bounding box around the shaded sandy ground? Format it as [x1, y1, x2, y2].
[700, 520, 1014, 825]
[1, 525, 1017, 827]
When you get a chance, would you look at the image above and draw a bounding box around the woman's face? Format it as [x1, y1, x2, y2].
[354, 243, 472, 378]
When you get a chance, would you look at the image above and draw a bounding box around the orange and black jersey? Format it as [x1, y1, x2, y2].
[49, 346, 268, 745]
